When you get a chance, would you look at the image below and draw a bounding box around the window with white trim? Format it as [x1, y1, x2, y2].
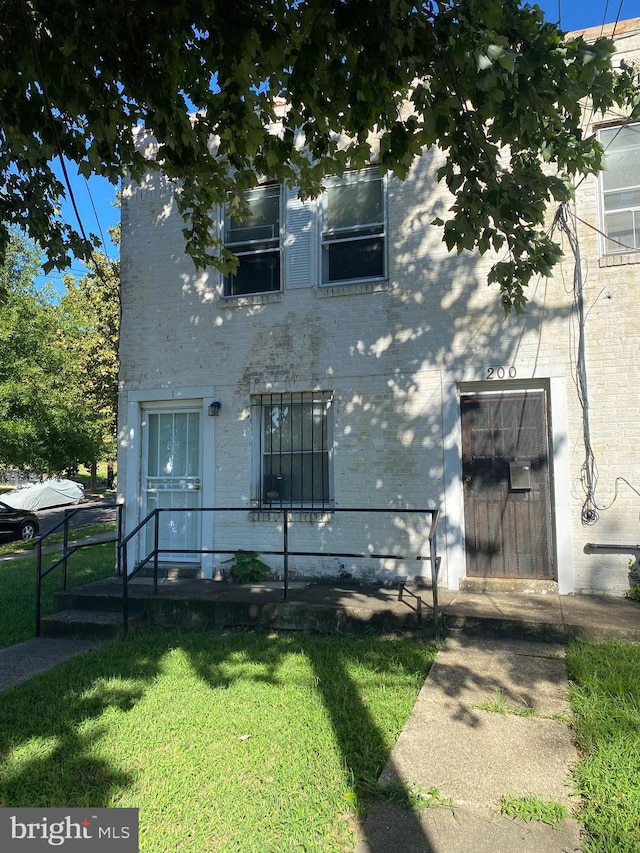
[253, 391, 333, 509]
[321, 169, 385, 285]
[599, 123, 640, 255]
[224, 184, 281, 295]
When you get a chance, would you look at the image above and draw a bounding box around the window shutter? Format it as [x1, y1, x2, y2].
[284, 187, 315, 288]
[214, 204, 224, 289]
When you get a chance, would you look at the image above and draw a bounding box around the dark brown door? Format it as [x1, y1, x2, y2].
[461, 391, 555, 579]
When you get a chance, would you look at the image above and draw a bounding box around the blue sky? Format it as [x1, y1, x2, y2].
[41, 171, 120, 295]
[43, 0, 638, 292]
[537, 0, 638, 31]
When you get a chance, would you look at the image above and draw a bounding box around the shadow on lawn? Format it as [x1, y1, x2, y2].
[186, 633, 439, 849]
[0, 644, 161, 807]
[304, 641, 439, 851]
[0, 630, 437, 851]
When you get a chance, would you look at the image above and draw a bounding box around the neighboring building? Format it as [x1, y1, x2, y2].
[118, 19, 640, 596]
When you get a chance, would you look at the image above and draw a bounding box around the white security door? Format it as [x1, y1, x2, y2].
[144, 410, 201, 561]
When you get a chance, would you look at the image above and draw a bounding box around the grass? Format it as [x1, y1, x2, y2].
[0, 522, 116, 558]
[566, 639, 640, 853]
[375, 781, 452, 812]
[500, 794, 567, 826]
[0, 542, 116, 649]
[0, 629, 437, 852]
[476, 688, 536, 717]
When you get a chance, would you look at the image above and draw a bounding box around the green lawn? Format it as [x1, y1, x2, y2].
[2, 542, 639, 852]
[0, 542, 116, 648]
[0, 630, 436, 852]
[567, 639, 640, 853]
[0, 522, 116, 559]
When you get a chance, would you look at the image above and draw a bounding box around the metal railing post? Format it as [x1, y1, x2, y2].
[62, 509, 70, 591]
[34, 505, 127, 637]
[116, 503, 123, 576]
[122, 537, 129, 639]
[283, 508, 289, 600]
[430, 519, 441, 643]
[153, 510, 160, 595]
[35, 539, 43, 637]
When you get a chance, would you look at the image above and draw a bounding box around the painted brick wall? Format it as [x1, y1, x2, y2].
[119, 20, 640, 593]
[560, 19, 640, 593]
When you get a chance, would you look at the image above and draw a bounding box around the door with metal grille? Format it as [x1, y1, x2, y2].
[461, 390, 555, 579]
[143, 410, 201, 562]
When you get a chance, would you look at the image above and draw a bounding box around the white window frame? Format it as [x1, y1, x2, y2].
[252, 391, 334, 509]
[320, 168, 386, 286]
[598, 122, 640, 256]
[223, 183, 282, 295]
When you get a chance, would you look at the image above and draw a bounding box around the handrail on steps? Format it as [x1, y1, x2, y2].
[35, 504, 123, 636]
[118, 506, 442, 642]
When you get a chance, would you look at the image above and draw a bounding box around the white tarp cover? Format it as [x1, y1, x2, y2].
[2, 479, 85, 511]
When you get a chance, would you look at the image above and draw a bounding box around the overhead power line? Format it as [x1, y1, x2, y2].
[19, 0, 118, 289]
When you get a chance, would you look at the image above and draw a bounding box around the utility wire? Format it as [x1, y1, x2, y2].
[600, 0, 611, 36]
[19, 0, 117, 290]
[83, 177, 109, 252]
[574, 211, 639, 253]
[556, 199, 640, 522]
[575, 113, 638, 194]
[554, 203, 599, 524]
[555, 6, 640, 521]
[611, 0, 626, 38]
[578, 5, 636, 154]
[20, 1, 90, 250]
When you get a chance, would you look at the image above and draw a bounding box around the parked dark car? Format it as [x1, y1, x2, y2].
[0, 500, 39, 541]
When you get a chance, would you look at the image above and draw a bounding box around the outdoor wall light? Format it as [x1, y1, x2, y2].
[208, 401, 221, 417]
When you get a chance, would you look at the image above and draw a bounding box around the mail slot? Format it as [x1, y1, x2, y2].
[264, 473, 288, 503]
[509, 461, 531, 491]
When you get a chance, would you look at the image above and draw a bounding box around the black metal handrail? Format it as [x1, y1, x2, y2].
[119, 506, 441, 640]
[35, 504, 123, 636]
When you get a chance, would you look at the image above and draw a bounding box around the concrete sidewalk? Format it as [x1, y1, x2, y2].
[356, 638, 582, 853]
[0, 637, 108, 692]
[0, 529, 116, 564]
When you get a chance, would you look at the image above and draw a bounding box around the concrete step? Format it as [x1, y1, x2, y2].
[460, 577, 559, 595]
[52, 589, 125, 612]
[444, 612, 568, 642]
[136, 565, 201, 580]
[40, 608, 145, 640]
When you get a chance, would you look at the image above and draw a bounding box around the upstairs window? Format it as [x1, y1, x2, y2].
[253, 391, 333, 509]
[321, 169, 385, 285]
[224, 184, 281, 295]
[599, 123, 640, 255]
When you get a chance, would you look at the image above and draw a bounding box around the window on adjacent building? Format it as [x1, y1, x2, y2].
[599, 123, 640, 255]
[321, 169, 385, 284]
[224, 184, 281, 295]
[253, 391, 333, 509]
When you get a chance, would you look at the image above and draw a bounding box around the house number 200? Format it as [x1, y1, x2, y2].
[486, 366, 517, 379]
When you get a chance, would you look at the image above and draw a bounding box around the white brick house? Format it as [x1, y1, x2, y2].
[118, 19, 640, 596]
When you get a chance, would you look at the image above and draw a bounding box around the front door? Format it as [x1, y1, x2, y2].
[461, 390, 555, 580]
[143, 410, 201, 561]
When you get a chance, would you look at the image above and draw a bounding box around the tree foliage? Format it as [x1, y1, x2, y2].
[1, 0, 638, 309]
[59, 250, 120, 454]
[0, 232, 117, 474]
